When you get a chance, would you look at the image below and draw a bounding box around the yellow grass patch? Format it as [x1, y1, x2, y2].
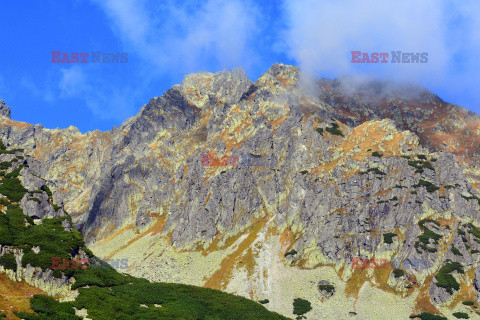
[0, 273, 46, 319]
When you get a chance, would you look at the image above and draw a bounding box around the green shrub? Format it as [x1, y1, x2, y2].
[408, 160, 423, 169]
[64, 284, 289, 320]
[0, 161, 11, 170]
[467, 224, 480, 239]
[5, 165, 24, 178]
[414, 180, 440, 193]
[422, 161, 435, 171]
[434, 262, 464, 294]
[0, 150, 16, 154]
[393, 269, 405, 278]
[325, 123, 344, 137]
[462, 301, 475, 306]
[299, 170, 308, 175]
[318, 284, 335, 292]
[462, 194, 480, 205]
[371, 151, 383, 158]
[41, 185, 53, 197]
[285, 249, 297, 257]
[451, 244, 463, 256]
[293, 298, 312, 318]
[0, 177, 28, 202]
[367, 168, 386, 175]
[29, 198, 41, 203]
[452, 312, 469, 319]
[259, 299, 269, 304]
[0, 253, 17, 270]
[383, 233, 397, 244]
[316, 128, 324, 135]
[417, 154, 427, 160]
[409, 312, 447, 320]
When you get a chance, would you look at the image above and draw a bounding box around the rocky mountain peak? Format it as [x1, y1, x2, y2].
[1, 65, 480, 319]
[177, 67, 251, 109]
[0, 99, 11, 119]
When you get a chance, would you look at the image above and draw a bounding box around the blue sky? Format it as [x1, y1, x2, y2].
[0, 0, 478, 132]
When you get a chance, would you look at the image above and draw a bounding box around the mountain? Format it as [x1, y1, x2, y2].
[0, 142, 288, 319]
[1, 63, 480, 319]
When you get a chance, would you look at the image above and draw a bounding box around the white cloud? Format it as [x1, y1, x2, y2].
[281, 0, 480, 110]
[93, 0, 261, 75]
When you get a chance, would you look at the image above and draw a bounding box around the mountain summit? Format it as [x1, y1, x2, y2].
[1, 64, 480, 319]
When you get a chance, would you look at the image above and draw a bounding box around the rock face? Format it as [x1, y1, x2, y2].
[0, 148, 81, 298]
[0, 99, 11, 119]
[1, 64, 480, 319]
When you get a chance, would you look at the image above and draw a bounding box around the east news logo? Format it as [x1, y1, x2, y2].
[351, 51, 428, 63]
[51, 51, 128, 63]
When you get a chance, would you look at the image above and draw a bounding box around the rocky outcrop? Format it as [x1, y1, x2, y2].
[0, 99, 10, 119]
